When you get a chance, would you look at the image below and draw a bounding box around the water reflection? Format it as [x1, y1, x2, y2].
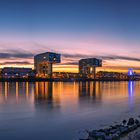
[79, 82, 102, 101]
[34, 82, 61, 109]
[0, 82, 33, 104]
[0, 81, 137, 106]
[26, 82, 29, 99]
[1, 81, 140, 140]
[128, 81, 134, 97]
[35, 82, 53, 100]
[4, 82, 8, 101]
[128, 81, 134, 106]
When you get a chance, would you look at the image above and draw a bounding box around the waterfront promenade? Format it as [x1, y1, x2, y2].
[0, 77, 138, 82]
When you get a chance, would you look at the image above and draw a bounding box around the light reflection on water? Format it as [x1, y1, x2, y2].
[128, 81, 134, 97]
[0, 81, 140, 140]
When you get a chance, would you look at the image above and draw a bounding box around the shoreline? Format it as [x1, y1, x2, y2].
[80, 117, 140, 140]
[0, 78, 139, 82]
[119, 127, 140, 140]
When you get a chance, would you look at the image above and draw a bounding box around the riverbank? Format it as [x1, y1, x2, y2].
[120, 127, 140, 140]
[80, 117, 140, 140]
[0, 78, 138, 82]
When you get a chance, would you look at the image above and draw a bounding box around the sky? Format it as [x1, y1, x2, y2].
[0, 0, 140, 72]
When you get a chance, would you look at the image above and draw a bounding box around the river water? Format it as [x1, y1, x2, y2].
[0, 81, 140, 140]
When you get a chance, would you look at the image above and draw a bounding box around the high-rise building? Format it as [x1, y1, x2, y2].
[34, 52, 61, 77]
[79, 58, 102, 79]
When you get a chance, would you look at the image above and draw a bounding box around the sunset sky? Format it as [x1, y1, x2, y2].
[0, 0, 140, 72]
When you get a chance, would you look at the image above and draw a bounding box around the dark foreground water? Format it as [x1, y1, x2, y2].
[0, 81, 140, 140]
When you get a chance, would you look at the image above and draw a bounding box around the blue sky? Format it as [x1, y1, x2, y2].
[1, 0, 140, 37]
[0, 0, 140, 72]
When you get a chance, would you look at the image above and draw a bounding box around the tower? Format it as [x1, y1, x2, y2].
[34, 52, 61, 77]
[79, 58, 102, 79]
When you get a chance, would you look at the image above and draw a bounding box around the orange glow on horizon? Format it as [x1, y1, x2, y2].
[0, 64, 140, 73]
[0, 60, 140, 73]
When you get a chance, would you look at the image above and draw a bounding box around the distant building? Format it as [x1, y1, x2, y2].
[2, 67, 34, 78]
[79, 58, 102, 79]
[52, 72, 81, 79]
[128, 68, 134, 76]
[34, 52, 61, 77]
[96, 71, 128, 80]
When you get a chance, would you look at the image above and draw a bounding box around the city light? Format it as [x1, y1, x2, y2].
[128, 68, 134, 76]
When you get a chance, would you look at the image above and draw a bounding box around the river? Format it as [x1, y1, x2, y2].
[0, 81, 140, 140]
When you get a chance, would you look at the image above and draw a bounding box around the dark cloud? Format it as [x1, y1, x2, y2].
[102, 55, 140, 62]
[0, 50, 33, 59]
[59, 62, 78, 65]
[62, 53, 90, 59]
[103, 66, 140, 70]
[0, 50, 140, 67]
[62, 53, 140, 63]
[0, 61, 33, 65]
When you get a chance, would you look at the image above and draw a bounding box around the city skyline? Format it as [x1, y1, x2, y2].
[0, 0, 140, 72]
